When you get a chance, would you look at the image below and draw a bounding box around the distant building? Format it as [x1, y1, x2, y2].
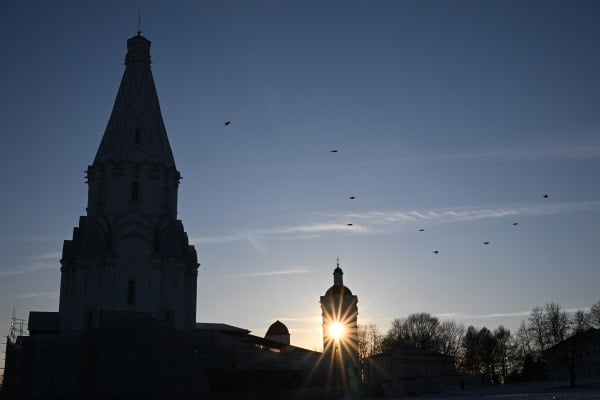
[543, 328, 600, 385]
[365, 344, 459, 397]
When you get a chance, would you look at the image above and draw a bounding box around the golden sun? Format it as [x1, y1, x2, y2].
[329, 322, 345, 341]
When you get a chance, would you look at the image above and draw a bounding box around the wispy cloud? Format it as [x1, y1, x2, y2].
[372, 143, 600, 165]
[0, 236, 62, 244]
[326, 201, 598, 231]
[219, 267, 315, 279]
[437, 311, 531, 319]
[205, 142, 600, 175]
[437, 307, 590, 320]
[0, 265, 56, 279]
[190, 223, 367, 246]
[191, 201, 600, 245]
[16, 291, 59, 299]
[26, 252, 62, 261]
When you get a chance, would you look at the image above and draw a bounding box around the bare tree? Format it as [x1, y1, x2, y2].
[544, 302, 568, 346]
[590, 300, 600, 328]
[382, 318, 403, 351]
[512, 320, 536, 380]
[528, 306, 547, 353]
[461, 325, 481, 374]
[478, 327, 498, 383]
[573, 310, 590, 331]
[515, 320, 532, 356]
[402, 313, 441, 351]
[537, 302, 590, 387]
[383, 313, 441, 352]
[438, 320, 465, 359]
[494, 326, 511, 384]
[358, 323, 383, 362]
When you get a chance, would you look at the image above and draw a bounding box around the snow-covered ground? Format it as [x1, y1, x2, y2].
[383, 381, 600, 400]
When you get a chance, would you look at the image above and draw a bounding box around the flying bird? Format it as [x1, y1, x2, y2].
[330, 150, 338, 153]
[483, 241, 490, 245]
[513, 222, 518, 226]
[347, 223, 353, 226]
[419, 229, 425, 232]
[433, 250, 439, 254]
[224, 121, 231, 126]
[349, 196, 356, 200]
[542, 194, 549, 198]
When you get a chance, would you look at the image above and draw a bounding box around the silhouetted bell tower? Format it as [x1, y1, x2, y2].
[320, 260, 360, 392]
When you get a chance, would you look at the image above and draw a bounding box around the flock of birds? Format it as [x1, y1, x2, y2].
[224, 120, 551, 256]
[330, 147, 551, 255]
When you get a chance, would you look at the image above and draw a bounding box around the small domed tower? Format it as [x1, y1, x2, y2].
[265, 320, 290, 345]
[320, 260, 359, 372]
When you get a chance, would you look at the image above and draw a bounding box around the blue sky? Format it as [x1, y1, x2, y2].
[1, 0, 599, 359]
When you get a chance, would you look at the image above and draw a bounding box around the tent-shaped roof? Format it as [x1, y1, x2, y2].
[93, 33, 176, 168]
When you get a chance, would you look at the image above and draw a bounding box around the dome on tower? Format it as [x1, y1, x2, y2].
[265, 320, 290, 336]
[324, 284, 353, 297]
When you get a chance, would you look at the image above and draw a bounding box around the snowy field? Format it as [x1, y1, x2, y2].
[387, 381, 600, 400]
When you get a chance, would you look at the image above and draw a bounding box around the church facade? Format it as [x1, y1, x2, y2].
[1, 32, 362, 400]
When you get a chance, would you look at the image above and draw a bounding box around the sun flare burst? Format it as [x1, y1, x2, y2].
[329, 322, 345, 341]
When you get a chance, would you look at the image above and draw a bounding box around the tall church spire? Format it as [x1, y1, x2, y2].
[93, 33, 175, 168]
[60, 33, 198, 333]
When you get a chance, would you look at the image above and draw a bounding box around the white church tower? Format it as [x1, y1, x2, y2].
[320, 261, 359, 372]
[58, 32, 199, 332]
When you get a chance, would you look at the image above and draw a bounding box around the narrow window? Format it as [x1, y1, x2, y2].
[99, 183, 107, 203]
[86, 309, 94, 328]
[127, 280, 136, 305]
[131, 181, 139, 201]
[135, 128, 140, 144]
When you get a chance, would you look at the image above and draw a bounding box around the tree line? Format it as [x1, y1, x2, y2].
[358, 299, 600, 386]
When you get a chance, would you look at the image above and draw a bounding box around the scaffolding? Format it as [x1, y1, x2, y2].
[8, 308, 27, 345]
[1, 309, 28, 385]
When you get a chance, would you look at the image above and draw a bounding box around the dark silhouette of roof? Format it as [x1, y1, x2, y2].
[325, 284, 353, 297]
[195, 323, 250, 335]
[266, 320, 290, 336]
[94, 33, 176, 168]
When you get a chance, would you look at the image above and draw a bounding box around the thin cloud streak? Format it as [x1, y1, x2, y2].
[26, 252, 62, 261]
[0, 265, 56, 279]
[16, 291, 59, 299]
[437, 307, 590, 320]
[437, 311, 531, 319]
[371, 143, 600, 165]
[190, 223, 367, 246]
[200, 142, 600, 174]
[0, 236, 63, 244]
[191, 201, 600, 245]
[219, 268, 315, 279]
